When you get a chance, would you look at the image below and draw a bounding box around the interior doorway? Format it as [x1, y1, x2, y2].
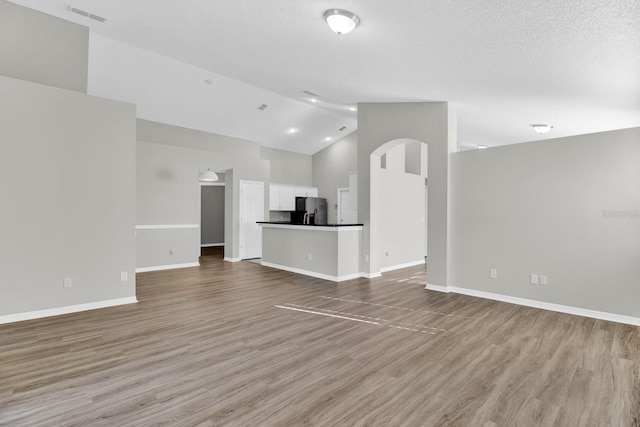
[239, 180, 264, 260]
[200, 179, 226, 261]
[337, 188, 357, 224]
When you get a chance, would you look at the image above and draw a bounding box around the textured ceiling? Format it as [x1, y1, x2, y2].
[8, 0, 640, 153]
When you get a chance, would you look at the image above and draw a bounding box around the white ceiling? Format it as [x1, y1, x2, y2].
[9, 0, 640, 154]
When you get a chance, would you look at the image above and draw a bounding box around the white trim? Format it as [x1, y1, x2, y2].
[425, 283, 450, 293]
[135, 224, 199, 230]
[380, 259, 425, 273]
[261, 261, 362, 282]
[361, 272, 382, 279]
[425, 285, 640, 327]
[135, 262, 200, 273]
[0, 297, 138, 325]
[201, 243, 224, 247]
[224, 257, 242, 262]
[258, 223, 363, 232]
[200, 182, 225, 187]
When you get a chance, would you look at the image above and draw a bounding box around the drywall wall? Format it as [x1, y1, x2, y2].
[201, 186, 225, 245]
[0, 75, 136, 317]
[0, 0, 88, 92]
[261, 147, 312, 186]
[312, 131, 358, 223]
[137, 120, 270, 267]
[379, 144, 426, 270]
[450, 127, 640, 318]
[358, 103, 456, 283]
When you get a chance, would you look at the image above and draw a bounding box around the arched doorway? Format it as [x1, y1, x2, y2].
[370, 138, 428, 273]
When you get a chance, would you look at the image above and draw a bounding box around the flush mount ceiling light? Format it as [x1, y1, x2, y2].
[324, 9, 360, 35]
[199, 169, 219, 182]
[531, 124, 554, 134]
[477, 145, 489, 149]
[286, 128, 299, 134]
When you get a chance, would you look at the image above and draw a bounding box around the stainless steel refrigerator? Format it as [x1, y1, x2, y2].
[292, 197, 328, 225]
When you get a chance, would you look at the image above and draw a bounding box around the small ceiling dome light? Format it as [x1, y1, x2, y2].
[531, 124, 554, 134]
[199, 169, 219, 182]
[324, 9, 360, 35]
[477, 145, 489, 149]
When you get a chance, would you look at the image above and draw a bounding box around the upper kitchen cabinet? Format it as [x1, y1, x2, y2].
[269, 184, 317, 211]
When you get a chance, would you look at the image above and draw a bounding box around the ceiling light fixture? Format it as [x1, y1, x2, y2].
[349, 107, 357, 112]
[477, 145, 489, 149]
[531, 124, 554, 134]
[287, 128, 299, 134]
[324, 137, 333, 142]
[324, 9, 360, 35]
[199, 169, 219, 182]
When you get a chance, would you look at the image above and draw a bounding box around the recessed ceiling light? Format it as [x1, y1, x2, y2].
[324, 9, 360, 35]
[324, 137, 333, 142]
[477, 145, 489, 149]
[531, 124, 553, 134]
[349, 107, 357, 112]
[287, 128, 299, 134]
[309, 98, 319, 103]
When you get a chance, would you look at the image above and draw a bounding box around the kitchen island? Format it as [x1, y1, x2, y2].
[257, 222, 363, 282]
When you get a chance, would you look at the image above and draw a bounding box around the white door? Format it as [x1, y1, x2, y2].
[338, 188, 357, 224]
[424, 186, 428, 257]
[239, 180, 264, 259]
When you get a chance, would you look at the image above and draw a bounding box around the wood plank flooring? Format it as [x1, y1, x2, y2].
[1, 252, 639, 426]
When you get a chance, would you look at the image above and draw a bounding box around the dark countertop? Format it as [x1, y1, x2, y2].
[257, 221, 363, 227]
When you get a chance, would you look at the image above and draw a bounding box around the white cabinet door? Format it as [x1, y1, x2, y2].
[295, 186, 318, 197]
[280, 186, 296, 211]
[269, 185, 280, 210]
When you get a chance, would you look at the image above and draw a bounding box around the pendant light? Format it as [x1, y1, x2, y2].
[199, 169, 219, 182]
[324, 9, 360, 35]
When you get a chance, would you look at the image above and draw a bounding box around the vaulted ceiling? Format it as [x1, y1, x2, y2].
[9, 0, 640, 154]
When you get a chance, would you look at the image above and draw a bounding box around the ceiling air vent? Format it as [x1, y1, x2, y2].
[302, 90, 321, 98]
[258, 104, 269, 111]
[339, 126, 347, 131]
[70, 7, 107, 22]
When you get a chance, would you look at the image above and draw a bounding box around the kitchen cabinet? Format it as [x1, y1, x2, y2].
[269, 184, 318, 211]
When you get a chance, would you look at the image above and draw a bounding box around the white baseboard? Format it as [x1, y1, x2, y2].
[380, 259, 425, 273]
[361, 272, 382, 279]
[223, 257, 241, 263]
[201, 243, 224, 247]
[0, 297, 138, 325]
[135, 262, 200, 273]
[425, 283, 450, 293]
[425, 284, 640, 327]
[261, 261, 362, 282]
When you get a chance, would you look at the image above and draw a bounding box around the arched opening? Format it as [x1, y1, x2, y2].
[370, 138, 429, 274]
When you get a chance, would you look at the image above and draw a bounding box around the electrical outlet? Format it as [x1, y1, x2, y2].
[365, 254, 369, 262]
[63, 278, 73, 288]
[490, 268, 497, 279]
[385, 251, 389, 257]
[169, 249, 174, 255]
[540, 275, 548, 285]
[120, 271, 128, 282]
[308, 253, 312, 260]
[530, 274, 539, 285]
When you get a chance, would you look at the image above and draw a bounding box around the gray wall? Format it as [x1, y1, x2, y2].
[450, 127, 640, 317]
[358, 103, 456, 283]
[137, 120, 270, 266]
[261, 147, 312, 186]
[0, 0, 88, 93]
[312, 131, 358, 223]
[0, 75, 136, 316]
[201, 186, 225, 245]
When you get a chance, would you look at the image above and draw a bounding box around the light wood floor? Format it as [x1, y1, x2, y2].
[1, 253, 639, 426]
